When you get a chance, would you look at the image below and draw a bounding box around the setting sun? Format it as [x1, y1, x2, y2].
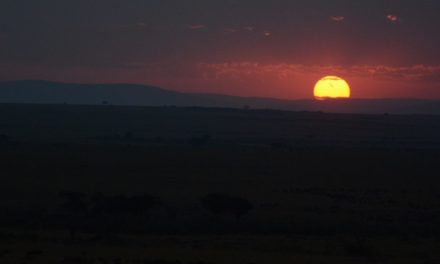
[314, 76, 351, 100]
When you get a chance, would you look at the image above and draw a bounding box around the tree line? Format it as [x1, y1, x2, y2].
[58, 192, 253, 240]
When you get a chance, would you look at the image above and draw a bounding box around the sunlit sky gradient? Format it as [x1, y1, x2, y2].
[1, 0, 440, 99]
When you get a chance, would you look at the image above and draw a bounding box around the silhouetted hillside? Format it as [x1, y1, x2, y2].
[1, 80, 440, 114]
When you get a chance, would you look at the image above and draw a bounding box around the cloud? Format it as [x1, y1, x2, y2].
[188, 24, 208, 30]
[223, 26, 264, 34]
[136, 22, 148, 28]
[117, 22, 169, 31]
[117, 22, 268, 37]
[49, 60, 440, 85]
[330, 16, 345, 22]
[197, 62, 440, 83]
[117, 22, 148, 30]
[223, 28, 239, 33]
[386, 14, 399, 23]
[353, 65, 440, 81]
[223, 27, 248, 34]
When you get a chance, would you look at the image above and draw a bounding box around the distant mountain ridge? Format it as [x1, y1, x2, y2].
[0, 80, 439, 115]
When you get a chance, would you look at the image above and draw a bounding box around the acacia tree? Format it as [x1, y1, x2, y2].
[125, 195, 162, 217]
[201, 193, 253, 221]
[58, 192, 89, 240]
[90, 193, 161, 236]
[227, 196, 254, 220]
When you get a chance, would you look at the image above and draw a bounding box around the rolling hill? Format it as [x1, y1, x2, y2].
[0, 80, 439, 115]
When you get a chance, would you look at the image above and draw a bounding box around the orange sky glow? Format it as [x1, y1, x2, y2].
[3, 62, 440, 100]
[2, 1, 440, 99]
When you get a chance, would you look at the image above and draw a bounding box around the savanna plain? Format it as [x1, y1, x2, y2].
[0, 104, 439, 263]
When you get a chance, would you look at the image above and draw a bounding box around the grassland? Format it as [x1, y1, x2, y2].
[0, 104, 439, 263]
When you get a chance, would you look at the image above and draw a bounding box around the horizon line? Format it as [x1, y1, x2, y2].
[0, 79, 438, 102]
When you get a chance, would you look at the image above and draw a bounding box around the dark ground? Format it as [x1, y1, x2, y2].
[0, 103, 440, 263]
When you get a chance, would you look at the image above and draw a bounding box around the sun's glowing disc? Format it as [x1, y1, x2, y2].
[314, 76, 351, 100]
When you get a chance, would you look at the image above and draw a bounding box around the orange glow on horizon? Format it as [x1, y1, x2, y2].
[314, 76, 351, 100]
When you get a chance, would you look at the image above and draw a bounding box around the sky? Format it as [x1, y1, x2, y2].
[1, 0, 440, 99]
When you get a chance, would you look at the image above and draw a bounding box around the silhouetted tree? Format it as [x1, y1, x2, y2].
[92, 193, 160, 216]
[201, 193, 230, 215]
[91, 193, 127, 215]
[124, 131, 133, 140]
[90, 193, 161, 236]
[90, 194, 128, 237]
[125, 195, 161, 217]
[58, 192, 88, 240]
[227, 197, 254, 220]
[201, 193, 253, 220]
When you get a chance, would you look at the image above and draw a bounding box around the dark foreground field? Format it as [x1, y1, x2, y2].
[1, 104, 440, 263]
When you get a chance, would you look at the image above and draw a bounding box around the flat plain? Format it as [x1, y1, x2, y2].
[0, 104, 439, 263]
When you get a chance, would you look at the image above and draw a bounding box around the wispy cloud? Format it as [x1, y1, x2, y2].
[386, 14, 399, 23]
[222, 26, 271, 36]
[330, 16, 345, 22]
[223, 26, 252, 34]
[117, 61, 440, 84]
[198, 62, 440, 82]
[136, 22, 147, 28]
[263, 31, 272, 37]
[187, 24, 208, 30]
[353, 65, 440, 81]
[223, 28, 239, 33]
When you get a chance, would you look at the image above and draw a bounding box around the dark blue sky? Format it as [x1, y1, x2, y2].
[1, 0, 440, 98]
